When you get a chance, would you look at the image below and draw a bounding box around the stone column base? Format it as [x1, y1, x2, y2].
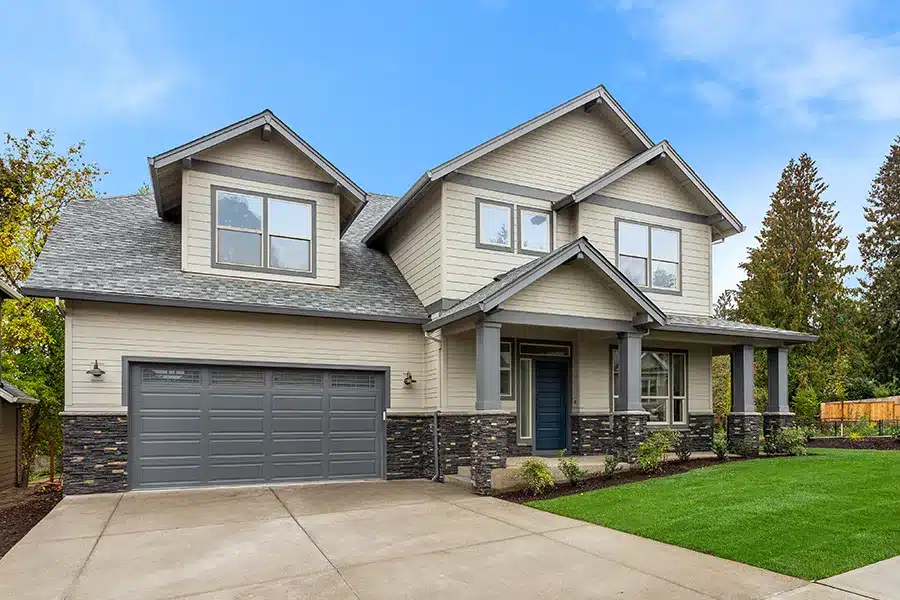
[385, 415, 436, 480]
[612, 412, 649, 459]
[63, 414, 129, 495]
[763, 413, 795, 440]
[688, 414, 715, 451]
[470, 413, 511, 495]
[727, 413, 761, 457]
[570, 414, 613, 455]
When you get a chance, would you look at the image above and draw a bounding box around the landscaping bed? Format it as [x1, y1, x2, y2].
[808, 435, 900, 450]
[0, 485, 63, 558]
[497, 457, 742, 503]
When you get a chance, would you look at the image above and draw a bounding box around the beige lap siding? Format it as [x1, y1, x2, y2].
[577, 202, 712, 316]
[65, 302, 426, 413]
[385, 185, 443, 307]
[603, 163, 712, 215]
[196, 131, 332, 182]
[0, 402, 18, 488]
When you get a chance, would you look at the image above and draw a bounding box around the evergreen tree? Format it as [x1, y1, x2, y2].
[858, 136, 900, 382]
[735, 154, 866, 420]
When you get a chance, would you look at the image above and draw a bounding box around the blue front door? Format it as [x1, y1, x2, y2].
[534, 360, 567, 452]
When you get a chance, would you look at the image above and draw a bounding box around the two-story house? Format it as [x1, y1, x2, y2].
[24, 85, 815, 495]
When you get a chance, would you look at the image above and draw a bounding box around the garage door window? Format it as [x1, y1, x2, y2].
[141, 367, 200, 385]
[210, 369, 265, 386]
[331, 373, 377, 389]
[273, 371, 323, 387]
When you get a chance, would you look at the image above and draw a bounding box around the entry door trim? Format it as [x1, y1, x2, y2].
[532, 357, 570, 455]
[123, 356, 390, 488]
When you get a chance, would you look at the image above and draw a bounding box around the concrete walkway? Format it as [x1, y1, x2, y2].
[0, 480, 885, 599]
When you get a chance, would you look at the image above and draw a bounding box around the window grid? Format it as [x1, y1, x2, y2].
[500, 340, 513, 398]
[616, 220, 681, 292]
[611, 349, 688, 425]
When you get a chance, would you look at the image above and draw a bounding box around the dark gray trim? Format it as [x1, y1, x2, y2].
[475, 198, 515, 253]
[767, 347, 790, 413]
[487, 310, 638, 333]
[210, 185, 317, 279]
[615, 217, 683, 296]
[475, 322, 503, 411]
[731, 344, 755, 413]
[516, 205, 554, 257]
[654, 322, 817, 343]
[615, 332, 644, 413]
[424, 298, 459, 315]
[122, 357, 390, 482]
[445, 173, 564, 202]
[587, 194, 709, 224]
[24, 287, 430, 325]
[193, 160, 338, 195]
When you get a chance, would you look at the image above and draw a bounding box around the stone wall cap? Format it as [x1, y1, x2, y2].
[612, 410, 651, 416]
[728, 411, 762, 416]
[62, 410, 127, 416]
[762, 412, 795, 416]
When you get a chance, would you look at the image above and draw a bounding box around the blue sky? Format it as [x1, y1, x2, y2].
[3, 0, 899, 299]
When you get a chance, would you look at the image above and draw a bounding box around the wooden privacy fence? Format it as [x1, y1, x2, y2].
[820, 397, 900, 422]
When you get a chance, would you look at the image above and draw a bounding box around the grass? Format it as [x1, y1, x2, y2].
[528, 449, 900, 580]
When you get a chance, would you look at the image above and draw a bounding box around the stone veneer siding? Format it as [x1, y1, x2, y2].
[505, 414, 532, 457]
[63, 414, 128, 495]
[688, 414, 715, 451]
[727, 413, 761, 457]
[570, 414, 613, 455]
[763, 413, 794, 440]
[385, 415, 435, 480]
[437, 414, 474, 475]
[611, 413, 649, 458]
[470, 413, 511, 495]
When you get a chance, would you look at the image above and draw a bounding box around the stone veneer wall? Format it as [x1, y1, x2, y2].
[385, 415, 435, 480]
[505, 415, 532, 457]
[688, 414, 715, 451]
[727, 413, 761, 457]
[437, 414, 473, 475]
[611, 413, 649, 458]
[570, 414, 613, 455]
[763, 413, 794, 440]
[470, 413, 511, 495]
[63, 414, 129, 495]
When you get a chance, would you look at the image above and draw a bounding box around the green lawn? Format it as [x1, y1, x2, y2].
[528, 449, 900, 580]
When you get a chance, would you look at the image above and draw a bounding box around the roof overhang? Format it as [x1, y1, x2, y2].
[424, 237, 667, 332]
[0, 380, 38, 405]
[0, 280, 22, 301]
[363, 85, 653, 246]
[553, 141, 745, 240]
[148, 110, 367, 234]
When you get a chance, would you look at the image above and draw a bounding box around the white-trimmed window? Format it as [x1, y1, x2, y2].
[500, 340, 513, 397]
[518, 357, 533, 441]
[477, 199, 513, 250]
[612, 349, 688, 425]
[616, 220, 681, 291]
[517, 207, 552, 254]
[214, 188, 315, 275]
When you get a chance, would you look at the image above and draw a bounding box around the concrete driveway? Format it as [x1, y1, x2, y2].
[0, 480, 874, 600]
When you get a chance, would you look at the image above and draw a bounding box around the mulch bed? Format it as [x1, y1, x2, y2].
[0, 484, 63, 558]
[808, 436, 900, 451]
[496, 457, 745, 504]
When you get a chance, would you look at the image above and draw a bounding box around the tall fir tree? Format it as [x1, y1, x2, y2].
[858, 136, 900, 383]
[735, 153, 866, 420]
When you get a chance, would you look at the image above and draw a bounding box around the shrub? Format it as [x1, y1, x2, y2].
[602, 453, 622, 479]
[847, 431, 864, 442]
[765, 426, 809, 456]
[793, 386, 819, 425]
[517, 458, 555, 496]
[556, 451, 586, 487]
[712, 429, 729, 460]
[674, 432, 693, 462]
[636, 430, 678, 473]
[845, 376, 877, 402]
[849, 416, 877, 437]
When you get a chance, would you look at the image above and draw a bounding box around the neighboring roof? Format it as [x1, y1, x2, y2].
[425, 237, 667, 331]
[658, 314, 818, 344]
[0, 380, 38, 405]
[0, 280, 21, 301]
[363, 85, 654, 246]
[553, 141, 745, 239]
[148, 110, 367, 232]
[23, 194, 429, 325]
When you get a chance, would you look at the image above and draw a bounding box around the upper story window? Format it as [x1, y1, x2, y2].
[517, 207, 552, 255]
[214, 187, 315, 276]
[477, 199, 513, 251]
[616, 220, 680, 292]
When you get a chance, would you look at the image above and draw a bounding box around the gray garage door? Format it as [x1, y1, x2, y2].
[129, 363, 384, 489]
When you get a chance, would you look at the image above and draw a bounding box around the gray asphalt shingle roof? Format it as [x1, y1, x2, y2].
[0, 379, 39, 404]
[662, 313, 818, 342]
[23, 193, 429, 324]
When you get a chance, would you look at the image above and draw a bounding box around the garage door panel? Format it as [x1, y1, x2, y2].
[131, 364, 383, 489]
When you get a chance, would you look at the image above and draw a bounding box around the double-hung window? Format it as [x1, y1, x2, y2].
[612, 349, 687, 425]
[616, 220, 681, 292]
[214, 188, 315, 275]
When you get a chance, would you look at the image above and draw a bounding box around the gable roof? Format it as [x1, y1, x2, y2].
[425, 237, 667, 331]
[23, 193, 429, 325]
[0, 280, 21, 301]
[148, 110, 367, 233]
[553, 141, 745, 239]
[363, 85, 653, 246]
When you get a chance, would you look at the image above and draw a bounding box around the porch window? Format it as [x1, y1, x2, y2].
[612, 349, 688, 425]
[500, 340, 513, 397]
[518, 358, 533, 440]
[616, 220, 681, 292]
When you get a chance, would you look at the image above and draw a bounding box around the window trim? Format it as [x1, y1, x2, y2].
[614, 217, 682, 295]
[516, 205, 554, 256]
[500, 339, 514, 399]
[211, 185, 317, 278]
[475, 198, 514, 253]
[517, 357, 533, 442]
[610, 345, 689, 426]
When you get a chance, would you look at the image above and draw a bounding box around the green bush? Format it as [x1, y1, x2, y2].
[636, 430, 678, 473]
[712, 429, 729, 460]
[845, 376, 877, 401]
[603, 453, 622, 479]
[557, 451, 586, 487]
[848, 416, 878, 437]
[792, 386, 819, 425]
[764, 426, 808, 456]
[847, 431, 864, 442]
[517, 458, 555, 496]
[673, 431, 693, 462]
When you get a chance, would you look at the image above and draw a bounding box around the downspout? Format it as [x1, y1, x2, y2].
[431, 409, 441, 482]
[425, 331, 443, 482]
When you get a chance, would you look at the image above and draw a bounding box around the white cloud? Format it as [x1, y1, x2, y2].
[613, 0, 900, 123]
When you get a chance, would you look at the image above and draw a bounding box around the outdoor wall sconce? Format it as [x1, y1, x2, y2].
[86, 360, 106, 378]
[403, 371, 417, 386]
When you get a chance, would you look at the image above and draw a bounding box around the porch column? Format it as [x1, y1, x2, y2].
[728, 344, 761, 456]
[471, 322, 509, 495]
[613, 332, 648, 458]
[763, 347, 794, 439]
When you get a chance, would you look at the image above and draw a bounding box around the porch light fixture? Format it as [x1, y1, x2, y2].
[86, 360, 106, 378]
[403, 371, 417, 386]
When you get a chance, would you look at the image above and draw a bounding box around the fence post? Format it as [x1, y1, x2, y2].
[879, 420, 884, 436]
[833, 422, 838, 437]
